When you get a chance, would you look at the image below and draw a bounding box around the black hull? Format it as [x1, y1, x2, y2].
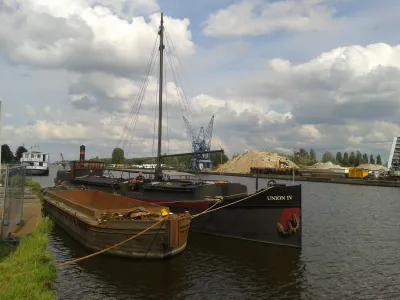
[50, 177, 302, 248]
[181, 207, 301, 248]
[171, 184, 302, 248]
[26, 168, 49, 176]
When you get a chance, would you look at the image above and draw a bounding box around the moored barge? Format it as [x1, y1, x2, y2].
[52, 12, 303, 249]
[42, 189, 191, 259]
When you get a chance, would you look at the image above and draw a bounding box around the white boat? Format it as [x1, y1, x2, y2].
[20, 150, 50, 176]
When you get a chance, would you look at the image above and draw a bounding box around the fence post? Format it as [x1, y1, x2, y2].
[18, 166, 26, 226]
[255, 174, 259, 191]
[1, 166, 9, 237]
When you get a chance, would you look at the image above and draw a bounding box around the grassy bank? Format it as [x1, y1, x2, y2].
[0, 180, 57, 300]
[26, 178, 44, 203]
[0, 241, 12, 262]
[0, 218, 57, 300]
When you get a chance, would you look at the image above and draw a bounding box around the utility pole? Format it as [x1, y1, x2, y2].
[292, 147, 297, 185]
[0, 101, 2, 187]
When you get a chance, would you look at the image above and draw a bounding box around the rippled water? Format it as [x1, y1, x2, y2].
[31, 166, 400, 299]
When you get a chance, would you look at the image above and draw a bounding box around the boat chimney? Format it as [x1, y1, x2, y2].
[80, 145, 85, 161]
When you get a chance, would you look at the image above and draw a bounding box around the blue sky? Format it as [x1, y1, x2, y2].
[1, 0, 400, 162]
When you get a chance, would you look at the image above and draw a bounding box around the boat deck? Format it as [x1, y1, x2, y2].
[45, 190, 169, 225]
[73, 176, 129, 184]
[43, 190, 191, 258]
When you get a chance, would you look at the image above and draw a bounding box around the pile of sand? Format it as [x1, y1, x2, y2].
[310, 161, 343, 169]
[356, 164, 389, 171]
[216, 150, 297, 174]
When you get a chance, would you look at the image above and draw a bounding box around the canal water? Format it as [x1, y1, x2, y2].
[30, 166, 400, 300]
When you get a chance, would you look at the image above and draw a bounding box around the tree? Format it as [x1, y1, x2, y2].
[210, 152, 229, 166]
[342, 152, 349, 166]
[349, 152, 356, 166]
[369, 154, 375, 164]
[1, 144, 14, 163]
[322, 151, 334, 163]
[376, 155, 382, 165]
[15, 145, 28, 162]
[355, 151, 363, 166]
[298, 148, 310, 164]
[336, 152, 342, 165]
[309, 148, 317, 164]
[111, 147, 125, 164]
[362, 153, 368, 164]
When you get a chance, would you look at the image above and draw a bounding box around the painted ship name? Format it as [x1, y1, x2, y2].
[266, 195, 294, 201]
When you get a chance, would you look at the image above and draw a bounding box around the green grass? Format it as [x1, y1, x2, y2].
[0, 217, 57, 300]
[0, 241, 12, 262]
[26, 179, 44, 203]
[0, 180, 57, 299]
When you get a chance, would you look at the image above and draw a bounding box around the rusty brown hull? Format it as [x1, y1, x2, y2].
[43, 190, 190, 259]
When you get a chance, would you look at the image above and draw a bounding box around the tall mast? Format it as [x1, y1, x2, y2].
[155, 12, 164, 180]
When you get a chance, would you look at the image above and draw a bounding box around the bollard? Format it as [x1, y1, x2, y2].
[255, 175, 259, 191]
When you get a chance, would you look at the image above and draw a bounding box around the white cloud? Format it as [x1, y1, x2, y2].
[24, 105, 36, 117]
[204, 0, 336, 38]
[0, 0, 194, 76]
[43, 106, 51, 114]
[1, 0, 399, 163]
[299, 125, 322, 141]
[5, 41, 400, 160]
[222, 41, 400, 158]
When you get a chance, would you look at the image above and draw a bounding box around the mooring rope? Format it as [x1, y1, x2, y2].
[56, 216, 168, 267]
[190, 186, 274, 218]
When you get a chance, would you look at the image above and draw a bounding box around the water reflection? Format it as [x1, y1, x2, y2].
[30, 165, 400, 299]
[48, 222, 305, 300]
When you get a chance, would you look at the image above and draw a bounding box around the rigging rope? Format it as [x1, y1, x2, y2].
[165, 27, 201, 117]
[125, 52, 159, 158]
[117, 23, 203, 158]
[164, 52, 170, 154]
[164, 44, 186, 119]
[164, 32, 194, 126]
[117, 34, 159, 154]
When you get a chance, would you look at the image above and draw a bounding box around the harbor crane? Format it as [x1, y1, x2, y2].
[183, 115, 216, 170]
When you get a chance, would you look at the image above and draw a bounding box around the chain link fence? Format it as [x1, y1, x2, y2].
[0, 165, 26, 237]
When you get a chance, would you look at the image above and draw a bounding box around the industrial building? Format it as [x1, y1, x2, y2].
[387, 137, 400, 170]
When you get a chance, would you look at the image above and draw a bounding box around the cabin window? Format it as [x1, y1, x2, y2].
[25, 154, 29, 158]
[84, 163, 89, 167]
[37, 154, 41, 159]
[31, 154, 34, 158]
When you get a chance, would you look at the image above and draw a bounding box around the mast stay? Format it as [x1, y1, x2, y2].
[116, 12, 215, 178]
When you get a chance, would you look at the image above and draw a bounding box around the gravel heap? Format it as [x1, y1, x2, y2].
[356, 164, 389, 171]
[216, 150, 298, 174]
[310, 162, 343, 169]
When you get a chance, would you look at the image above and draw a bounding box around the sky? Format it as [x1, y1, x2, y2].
[1, 0, 400, 162]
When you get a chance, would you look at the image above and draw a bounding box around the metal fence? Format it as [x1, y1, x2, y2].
[0, 165, 26, 237]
